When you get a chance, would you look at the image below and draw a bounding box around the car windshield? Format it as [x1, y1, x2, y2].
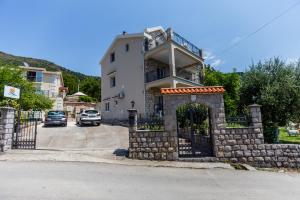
[84, 110, 98, 114]
[48, 111, 65, 116]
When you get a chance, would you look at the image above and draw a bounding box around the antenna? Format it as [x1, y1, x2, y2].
[77, 79, 80, 92]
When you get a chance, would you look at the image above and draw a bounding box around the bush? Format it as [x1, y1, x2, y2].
[263, 122, 279, 144]
[176, 103, 209, 135]
[79, 95, 95, 103]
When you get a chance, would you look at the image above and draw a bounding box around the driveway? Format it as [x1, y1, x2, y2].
[35, 120, 129, 159]
[37, 121, 128, 150]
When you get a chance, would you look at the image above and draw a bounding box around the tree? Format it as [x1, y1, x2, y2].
[62, 72, 79, 95]
[240, 58, 300, 125]
[79, 95, 96, 103]
[80, 77, 101, 100]
[204, 65, 241, 116]
[0, 65, 53, 110]
[240, 58, 300, 142]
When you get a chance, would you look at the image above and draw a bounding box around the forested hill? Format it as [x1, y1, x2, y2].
[0, 51, 101, 100]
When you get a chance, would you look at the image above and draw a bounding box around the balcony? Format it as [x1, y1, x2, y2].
[145, 28, 203, 59]
[145, 67, 201, 88]
[145, 67, 170, 83]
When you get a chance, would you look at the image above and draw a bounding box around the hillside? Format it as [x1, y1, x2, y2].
[0, 51, 101, 100]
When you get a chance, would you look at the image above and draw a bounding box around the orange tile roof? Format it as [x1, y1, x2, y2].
[160, 86, 225, 95]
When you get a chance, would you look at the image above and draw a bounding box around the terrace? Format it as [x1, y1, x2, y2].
[145, 28, 203, 59]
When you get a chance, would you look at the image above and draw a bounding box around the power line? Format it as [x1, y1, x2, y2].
[219, 0, 300, 55]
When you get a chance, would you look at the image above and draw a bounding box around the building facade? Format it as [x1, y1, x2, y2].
[100, 26, 205, 121]
[64, 92, 97, 118]
[20, 66, 66, 110]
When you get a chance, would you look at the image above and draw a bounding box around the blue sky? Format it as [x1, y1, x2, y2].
[0, 0, 300, 76]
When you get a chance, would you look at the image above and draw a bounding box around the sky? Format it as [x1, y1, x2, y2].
[0, 0, 300, 76]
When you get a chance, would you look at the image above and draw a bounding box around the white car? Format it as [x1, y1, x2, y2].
[76, 109, 101, 126]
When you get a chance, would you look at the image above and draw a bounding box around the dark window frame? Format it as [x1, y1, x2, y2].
[110, 76, 116, 88]
[105, 102, 110, 111]
[110, 52, 115, 62]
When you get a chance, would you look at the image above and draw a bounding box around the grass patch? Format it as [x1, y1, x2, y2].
[226, 123, 246, 128]
[230, 163, 248, 170]
[278, 127, 300, 144]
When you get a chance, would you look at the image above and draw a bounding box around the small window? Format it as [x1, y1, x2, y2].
[105, 102, 110, 111]
[115, 100, 118, 105]
[110, 76, 116, 87]
[110, 52, 115, 62]
[125, 44, 129, 52]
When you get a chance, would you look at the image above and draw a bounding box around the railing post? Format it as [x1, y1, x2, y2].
[166, 28, 173, 41]
[128, 109, 137, 133]
[199, 49, 203, 59]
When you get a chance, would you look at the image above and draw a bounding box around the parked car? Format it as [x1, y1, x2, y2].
[76, 109, 101, 126]
[44, 110, 68, 127]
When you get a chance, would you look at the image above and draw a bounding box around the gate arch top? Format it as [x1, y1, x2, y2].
[161, 86, 226, 133]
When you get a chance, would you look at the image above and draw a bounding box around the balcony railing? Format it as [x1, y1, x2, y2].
[171, 31, 202, 58]
[145, 28, 202, 58]
[145, 68, 169, 83]
[145, 70, 201, 85]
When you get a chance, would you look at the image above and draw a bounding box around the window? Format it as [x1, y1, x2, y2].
[110, 52, 115, 62]
[115, 100, 118, 105]
[157, 68, 166, 79]
[154, 95, 164, 116]
[125, 44, 129, 52]
[27, 71, 43, 82]
[105, 102, 110, 111]
[27, 71, 36, 82]
[36, 72, 43, 82]
[110, 76, 116, 87]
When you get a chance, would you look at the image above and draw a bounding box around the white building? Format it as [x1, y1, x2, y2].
[100, 26, 205, 121]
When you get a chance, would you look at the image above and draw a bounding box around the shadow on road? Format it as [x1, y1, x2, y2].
[113, 149, 128, 157]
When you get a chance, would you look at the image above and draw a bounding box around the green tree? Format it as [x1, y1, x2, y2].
[62, 72, 79, 95]
[79, 95, 96, 103]
[240, 58, 300, 142]
[0, 65, 53, 110]
[204, 65, 241, 116]
[80, 77, 101, 100]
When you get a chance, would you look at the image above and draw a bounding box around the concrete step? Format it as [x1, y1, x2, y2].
[178, 157, 219, 162]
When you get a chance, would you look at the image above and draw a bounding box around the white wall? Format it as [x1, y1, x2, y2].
[101, 37, 145, 121]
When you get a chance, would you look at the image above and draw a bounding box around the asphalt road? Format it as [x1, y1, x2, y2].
[36, 121, 128, 151]
[0, 161, 299, 200]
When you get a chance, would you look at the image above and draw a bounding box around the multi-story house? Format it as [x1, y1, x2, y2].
[100, 26, 205, 121]
[20, 66, 67, 110]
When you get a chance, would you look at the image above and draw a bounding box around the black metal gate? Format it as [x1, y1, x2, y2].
[177, 106, 213, 157]
[12, 111, 41, 149]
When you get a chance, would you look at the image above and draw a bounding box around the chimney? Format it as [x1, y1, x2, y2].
[122, 31, 127, 35]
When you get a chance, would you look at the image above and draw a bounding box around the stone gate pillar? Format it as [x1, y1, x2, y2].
[127, 109, 137, 133]
[249, 104, 264, 143]
[0, 107, 15, 152]
[249, 104, 263, 128]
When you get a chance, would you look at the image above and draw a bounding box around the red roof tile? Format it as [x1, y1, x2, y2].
[160, 86, 225, 95]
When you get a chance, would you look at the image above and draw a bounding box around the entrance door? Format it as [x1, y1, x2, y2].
[176, 104, 212, 157]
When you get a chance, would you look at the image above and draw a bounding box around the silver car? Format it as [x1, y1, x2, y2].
[76, 109, 101, 126]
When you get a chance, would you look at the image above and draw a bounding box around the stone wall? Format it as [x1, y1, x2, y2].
[144, 59, 169, 117]
[129, 93, 300, 168]
[212, 105, 300, 168]
[144, 59, 169, 74]
[128, 130, 178, 160]
[0, 107, 15, 152]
